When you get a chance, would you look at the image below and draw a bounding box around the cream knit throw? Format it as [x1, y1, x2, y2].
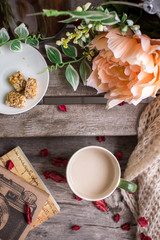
[121, 96, 160, 240]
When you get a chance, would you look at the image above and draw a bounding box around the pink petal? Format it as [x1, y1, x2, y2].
[93, 200, 108, 212]
[114, 152, 123, 161]
[43, 171, 67, 183]
[6, 160, 14, 170]
[113, 213, 120, 222]
[72, 225, 81, 231]
[75, 195, 82, 201]
[121, 223, 130, 231]
[97, 136, 106, 142]
[58, 105, 67, 112]
[52, 158, 68, 167]
[41, 149, 50, 157]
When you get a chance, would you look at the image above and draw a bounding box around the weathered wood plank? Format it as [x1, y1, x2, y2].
[0, 103, 146, 137]
[0, 136, 137, 240]
[43, 96, 153, 105]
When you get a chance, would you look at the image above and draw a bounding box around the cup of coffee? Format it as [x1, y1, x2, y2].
[66, 146, 137, 201]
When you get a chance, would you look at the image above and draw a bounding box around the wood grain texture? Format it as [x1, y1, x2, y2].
[0, 136, 137, 240]
[0, 103, 146, 137]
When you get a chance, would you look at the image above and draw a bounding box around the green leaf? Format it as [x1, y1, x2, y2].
[43, 9, 69, 17]
[14, 23, 29, 39]
[65, 64, 79, 91]
[60, 17, 78, 24]
[121, 25, 128, 34]
[101, 11, 120, 25]
[42, 8, 120, 24]
[25, 38, 39, 48]
[10, 40, 22, 52]
[104, 8, 109, 14]
[69, 10, 120, 23]
[121, 13, 127, 23]
[79, 60, 91, 85]
[0, 28, 10, 44]
[96, 6, 104, 12]
[70, 10, 107, 19]
[45, 45, 62, 64]
[61, 44, 77, 59]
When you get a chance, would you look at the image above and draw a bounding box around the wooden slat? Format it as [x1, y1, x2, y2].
[0, 103, 146, 137]
[43, 96, 153, 105]
[44, 96, 107, 104]
[0, 136, 137, 240]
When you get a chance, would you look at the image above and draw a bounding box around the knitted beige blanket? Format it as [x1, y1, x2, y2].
[121, 96, 160, 240]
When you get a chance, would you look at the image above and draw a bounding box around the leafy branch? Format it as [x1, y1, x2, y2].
[0, 23, 55, 50]
[41, 55, 86, 72]
[0, 22, 92, 91]
[43, 45, 91, 90]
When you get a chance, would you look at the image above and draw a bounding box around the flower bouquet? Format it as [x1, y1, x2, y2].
[0, 0, 160, 108]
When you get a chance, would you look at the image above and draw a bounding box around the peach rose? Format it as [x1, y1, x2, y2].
[87, 28, 160, 108]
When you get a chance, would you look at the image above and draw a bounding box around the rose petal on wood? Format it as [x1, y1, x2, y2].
[41, 149, 50, 157]
[113, 213, 120, 222]
[72, 225, 81, 231]
[43, 170, 67, 183]
[52, 158, 68, 167]
[93, 200, 108, 212]
[97, 136, 106, 142]
[75, 195, 82, 201]
[114, 152, 123, 161]
[121, 223, 130, 231]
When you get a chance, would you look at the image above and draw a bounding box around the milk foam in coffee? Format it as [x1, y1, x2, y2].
[69, 148, 119, 199]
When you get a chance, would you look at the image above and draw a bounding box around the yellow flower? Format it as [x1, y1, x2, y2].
[83, 2, 91, 11]
[66, 32, 71, 37]
[96, 24, 104, 32]
[56, 40, 62, 46]
[75, 6, 82, 12]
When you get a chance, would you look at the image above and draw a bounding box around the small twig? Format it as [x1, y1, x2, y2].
[38, 56, 86, 74]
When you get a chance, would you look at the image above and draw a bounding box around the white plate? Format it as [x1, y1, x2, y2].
[0, 43, 49, 115]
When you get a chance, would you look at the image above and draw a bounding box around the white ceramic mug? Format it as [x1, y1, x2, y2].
[66, 146, 137, 201]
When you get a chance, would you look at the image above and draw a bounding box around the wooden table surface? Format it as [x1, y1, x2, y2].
[0, 136, 137, 240]
[0, 0, 154, 239]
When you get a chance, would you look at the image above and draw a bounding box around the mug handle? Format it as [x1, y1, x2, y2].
[118, 178, 137, 193]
